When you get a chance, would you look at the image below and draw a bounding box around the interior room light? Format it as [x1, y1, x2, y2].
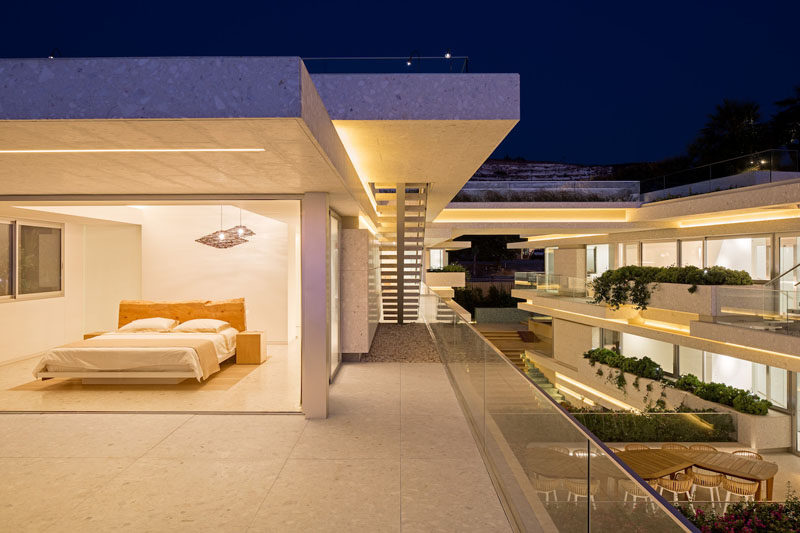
[218, 232, 226, 240]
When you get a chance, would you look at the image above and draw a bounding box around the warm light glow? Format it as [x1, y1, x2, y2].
[558, 385, 596, 406]
[237, 227, 245, 236]
[358, 215, 378, 236]
[679, 209, 800, 228]
[555, 373, 638, 412]
[330, 126, 378, 212]
[218, 232, 226, 240]
[433, 208, 628, 224]
[525, 233, 607, 243]
[0, 148, 266, 153]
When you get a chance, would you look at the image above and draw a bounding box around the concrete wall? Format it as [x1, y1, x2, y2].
[340, 228, 380, 355]
[553, 247, 586, 281]
[552, 318, 595, 368]
[474, 307, 531, 324]
[83, 224, 142, 332]
[140, 206, 294, 344]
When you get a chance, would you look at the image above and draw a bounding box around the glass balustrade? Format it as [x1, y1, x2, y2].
[418, 291, 694, 532]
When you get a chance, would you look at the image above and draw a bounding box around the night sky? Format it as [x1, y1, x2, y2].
[3, 0, 798, 165]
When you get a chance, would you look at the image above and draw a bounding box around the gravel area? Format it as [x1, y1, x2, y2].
[363, 324, 441, 363]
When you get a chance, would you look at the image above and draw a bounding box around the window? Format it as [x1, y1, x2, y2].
[624, 243, 638, 266]
[641, 241, 677, 267]
[0, 221, 63, 300]
[620, 332, 674, 374]
[678, 346, 704, 379]
[0, 222, 11, 297]
[587, 244, 609, 278]
[680, 240, 704, 268]
[706, 236, 771, 280]
[429, 249, 445, 270]
[586, 246, 596, 274]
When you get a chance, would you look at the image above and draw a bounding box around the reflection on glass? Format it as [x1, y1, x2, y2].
[706, 236, 770, 280]
[624, 243, 638, 266]
[680, 240, 704, 268]
[0, 223, 11, 296]
[642, 241, 677, 267]
[19, 225, 61, 295]
[770, 367, 788, 408]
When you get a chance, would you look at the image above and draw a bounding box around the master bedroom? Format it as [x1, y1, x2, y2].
[0, 201, 302, 412]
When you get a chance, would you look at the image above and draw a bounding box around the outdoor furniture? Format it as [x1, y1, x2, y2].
[661, 443, 688, 451]
[615, 449, 694, 481]
[608, 447, 623, 454]
[624, 443, 651, 451]
[548, 446, 571, 455]
[565, 478, 599, 508]
[675, 450, 777, 501]
[689, 444, 718, 452]
[689, 470, 723, 506]
[534, 474, 562, 502]
[731, 450, 763, 460]
[658, 473, 694, 509]
[722, 477, 758, 512]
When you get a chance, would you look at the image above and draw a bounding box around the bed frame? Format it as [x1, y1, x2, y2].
[37, 298, 246, 384]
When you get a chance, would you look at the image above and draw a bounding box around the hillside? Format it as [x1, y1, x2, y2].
[470, 159, 615, 181]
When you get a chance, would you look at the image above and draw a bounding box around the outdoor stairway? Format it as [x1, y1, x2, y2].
[480, 330, 528, 370]
[524, 363, 564, 403]
[376, 183, 429, 324]
[436, 299, 456, 322]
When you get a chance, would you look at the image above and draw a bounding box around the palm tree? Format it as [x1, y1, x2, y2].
[688, 100, 764, 165]
[771, 85, 800, 148]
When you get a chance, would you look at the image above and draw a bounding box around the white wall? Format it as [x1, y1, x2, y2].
[83, 225, 142, 332]
[140, 206, 293, 343]
[0, 223, 85, 364]
[620, 332, 674, 373]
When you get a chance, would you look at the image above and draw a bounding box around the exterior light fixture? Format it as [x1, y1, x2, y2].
[760, 159, 767, 165]
[444, 49, 452, 59]
[406, 50, 420, 68]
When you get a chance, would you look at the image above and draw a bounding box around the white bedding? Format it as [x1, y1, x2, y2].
[33, 328, 238, 381]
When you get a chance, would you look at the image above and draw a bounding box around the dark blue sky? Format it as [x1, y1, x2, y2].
[2, 0, 798, 164]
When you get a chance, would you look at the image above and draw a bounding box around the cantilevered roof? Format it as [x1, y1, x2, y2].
[0, 57, 520, 222]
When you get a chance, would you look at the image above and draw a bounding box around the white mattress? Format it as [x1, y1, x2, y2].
[33, 328, 238, 381]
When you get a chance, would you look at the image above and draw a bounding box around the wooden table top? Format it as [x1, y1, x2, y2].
[524, 447, 626, 480]
[616, 449, 779, 482]
[677, 450, 778, 481]
[615, 449, 695, 480]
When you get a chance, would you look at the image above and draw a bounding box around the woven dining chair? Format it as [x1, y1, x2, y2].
[658, 473, 694, 509]
[565, 478, 600, 509]
[548, 446, 571, 455]
[608, 447, 623, 454]
[534, 474, 562, 502]
[661, 443, 688, 451]
[722, 477, 758, 512]
[689, 444, 718, 452]
[731, 450, 763, 460]
[624, 443, 650, 451]
[690, 471, 724, 507]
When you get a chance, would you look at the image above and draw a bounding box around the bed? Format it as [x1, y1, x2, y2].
[34, 298, 247, 384]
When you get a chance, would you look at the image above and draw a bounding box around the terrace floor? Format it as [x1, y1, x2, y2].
[0, 362, 510, 532]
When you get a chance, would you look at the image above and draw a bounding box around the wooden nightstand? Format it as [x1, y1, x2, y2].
[83, 331, 108, 340]
[236, 331, 264, 364]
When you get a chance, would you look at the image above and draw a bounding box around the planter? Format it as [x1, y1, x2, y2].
[571, 359, 791, 450]
[425, 271, 466, 288]
[643, 283, 761, 318]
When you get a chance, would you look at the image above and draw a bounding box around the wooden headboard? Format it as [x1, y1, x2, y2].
[118, 299, 247, 332]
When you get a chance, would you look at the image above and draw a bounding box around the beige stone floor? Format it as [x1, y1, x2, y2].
[0, 341, 301, 412]
[0, 362, 511, 532]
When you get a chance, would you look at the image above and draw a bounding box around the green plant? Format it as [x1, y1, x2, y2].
[679, 484, 800, 532]
[452, 285, 517, 314]
[427, 264, 468, 274]
[571, 410, 736, 442]
[591, 265, 752, 310]
[584, 348, 664, 381]
[674, 373, 771, 415]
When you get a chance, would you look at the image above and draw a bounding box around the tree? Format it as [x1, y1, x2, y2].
[687, 99, 765, 165]
[771, 85, 800, 148]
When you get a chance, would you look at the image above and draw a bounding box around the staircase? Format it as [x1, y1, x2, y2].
[524, 361, 565, 403]
[376, 183, 428, 324]
[480, 330, 528, 369]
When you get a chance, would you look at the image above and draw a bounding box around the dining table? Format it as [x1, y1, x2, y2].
[616, 448, 778, 501]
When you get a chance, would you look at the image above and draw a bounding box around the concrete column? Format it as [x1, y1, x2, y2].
[301, 192, 330, 419]
[553, 245, 586, 280]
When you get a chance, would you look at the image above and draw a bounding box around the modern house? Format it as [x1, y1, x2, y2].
[6, 56, 778, 531]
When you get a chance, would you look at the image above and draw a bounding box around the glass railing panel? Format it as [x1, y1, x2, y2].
[421, 289, 694, 531]
[572, 412, 738, 443]
[588, 442, 688, 532]
[715, 286, 796, 335]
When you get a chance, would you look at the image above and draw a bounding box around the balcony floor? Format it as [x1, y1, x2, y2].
[0, 361, 510, 532]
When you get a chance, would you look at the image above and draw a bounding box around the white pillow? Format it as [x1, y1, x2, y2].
[173, 318, 231, 333]
[118, 317, 178, 332]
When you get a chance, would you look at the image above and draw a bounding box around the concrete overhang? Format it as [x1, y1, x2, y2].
[311, 74, 520, 219]
[0, 57, 372, 220]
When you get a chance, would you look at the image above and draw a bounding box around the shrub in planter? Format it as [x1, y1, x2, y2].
[427, 264, 468, 274]
[674, 373, 771, 415]
[679, 486, 800, 532]
[591, 265, 752, 309]
[584, 348, 664, 381]
[573, 410, 736, 442]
